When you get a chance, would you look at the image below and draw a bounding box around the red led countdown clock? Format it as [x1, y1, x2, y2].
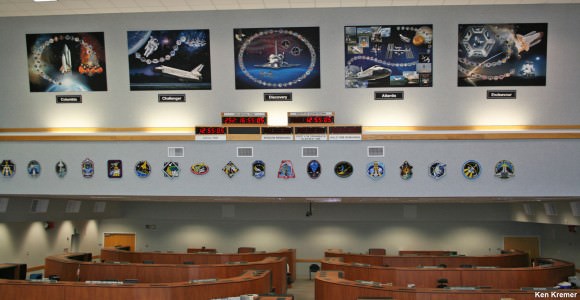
[288, 112, 334, 125]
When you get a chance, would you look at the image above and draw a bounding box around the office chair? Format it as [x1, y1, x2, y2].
[368, 248, 386, 255]
[309, 263, 320, 280]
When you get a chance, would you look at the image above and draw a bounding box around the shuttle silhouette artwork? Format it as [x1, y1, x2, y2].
[154, 64, 204, 81]
[347, 65, 392, 81]
[59, 44, 72, 74]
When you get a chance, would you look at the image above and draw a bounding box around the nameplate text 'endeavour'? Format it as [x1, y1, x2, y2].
[487, 90, 516, 99]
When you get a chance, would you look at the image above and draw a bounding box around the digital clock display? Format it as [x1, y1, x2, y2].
[195, 126, 226, 135]
[288, 115, 334, 124]
[222, 116, 267, 125]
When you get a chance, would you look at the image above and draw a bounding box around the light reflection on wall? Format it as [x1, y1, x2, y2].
[370, 226, 429, 251]
[168, 224, 221, 250]
[22, 222, 50, 263]
[236, 226, 288, 250]
[305, 226, 357, 251]
[0, 223, 14, 262]
[444, 226, 498, 256]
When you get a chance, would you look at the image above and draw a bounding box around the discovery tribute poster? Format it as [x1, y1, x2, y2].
[27, 32, 107, 92]
[458, 23, 547, 87]
[234, 27, 321, 89]
[345, 25, 433, 88]
[127, 29, 211, 91]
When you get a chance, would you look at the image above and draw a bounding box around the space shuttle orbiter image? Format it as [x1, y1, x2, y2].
[255, 40, 300, 69]
[154, 64, 203, 80]
[59, 44, 72, 74]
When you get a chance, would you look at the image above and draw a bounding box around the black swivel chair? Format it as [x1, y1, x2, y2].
[308, 263, 320, 280]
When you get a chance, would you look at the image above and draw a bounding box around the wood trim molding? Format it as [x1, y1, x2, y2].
[1, 125, 579, 141]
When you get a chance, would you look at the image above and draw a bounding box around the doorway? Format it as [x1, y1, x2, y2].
[503, 236, 540, 260]
[104, 233, 136, 251]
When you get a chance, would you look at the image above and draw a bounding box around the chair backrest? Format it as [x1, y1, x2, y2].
[368, 248, 386, 255]
[238, 247, 256, 253]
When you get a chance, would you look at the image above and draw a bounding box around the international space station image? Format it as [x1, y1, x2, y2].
[155, 64, 204, 81]
[255, 40, 300, 69]
[59, 44, 72, 74]
[344, 24, 433, 88]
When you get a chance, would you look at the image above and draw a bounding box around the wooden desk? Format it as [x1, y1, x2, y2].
[316, 270, 574, 300]
[399, 250, 457, 256]
[45, 253, 287, 294]
[322, 257, 576, 289]
[102, 247, 296, 284]
[325, 249, 530, 268]
[0, 269, 271, 300]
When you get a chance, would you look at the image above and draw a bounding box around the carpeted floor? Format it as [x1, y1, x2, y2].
[287, 278, 315, 300]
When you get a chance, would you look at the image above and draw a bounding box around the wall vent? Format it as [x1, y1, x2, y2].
[301, 147, 319, 158]
[30, 199, 49, 213]
[543, 203, 558, 216]
[168, 147, 185, 158]
[571, 202, 580, 217]
[522, 203, 534, 216]
[93, 201, 106, 213]
[0, 198, 8, 213]
[367, 146, 384, 157]
[237, 147, 254, 157]
[65, 200, 81, 213]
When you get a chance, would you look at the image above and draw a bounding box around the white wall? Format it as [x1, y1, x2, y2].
[1, 4, 579, 276]
[0, 5, 578, 128]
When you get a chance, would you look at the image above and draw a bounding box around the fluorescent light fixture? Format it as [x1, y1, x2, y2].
[34, 0, 57, 2]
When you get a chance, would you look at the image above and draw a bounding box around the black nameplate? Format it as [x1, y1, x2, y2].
[294, 127, 328, 134]
[329, 126, 362, 134]
[261, 127, 294, 135]
[374, 91, 404, 100]
[487, 90, 516, 99]
[158, 94, 186, 102]
[227, 127, 261, 134]
[264, 93, 292, 101]
[56, 95, 82, 103]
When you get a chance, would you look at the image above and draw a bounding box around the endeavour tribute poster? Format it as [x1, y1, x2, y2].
[458, 23, 547, 87]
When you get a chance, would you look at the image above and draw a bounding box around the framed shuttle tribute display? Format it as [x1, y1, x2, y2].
[234, 27, 321, 89]
[26, 32, 107, 92]
[458, 23, 547, 86]
[127, 29, 211, 90]
[344, 25, 433, 88]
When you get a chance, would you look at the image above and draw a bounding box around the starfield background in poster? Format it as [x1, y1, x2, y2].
[128, 29, 211, 91]
[234, 27, 320, 89]
[458, 23, 547, 87]
[345, 25, 433, 88]
[27, 32, 107, 92]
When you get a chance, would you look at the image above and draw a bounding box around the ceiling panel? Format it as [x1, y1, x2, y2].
[0, 0, 576, 17]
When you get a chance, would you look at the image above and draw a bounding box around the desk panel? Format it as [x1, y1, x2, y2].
[0, 269, 271, 300]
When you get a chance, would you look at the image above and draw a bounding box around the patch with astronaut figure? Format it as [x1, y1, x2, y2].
[367, 161, 385, 180]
